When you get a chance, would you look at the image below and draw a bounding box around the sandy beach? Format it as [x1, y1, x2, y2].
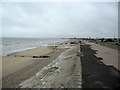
[2, 44, 68, 88]
[1, 39, 83, 88]
[2, 2, 119, 89]
[19, 44, 82, 88]
[1, 39, 119, 88]
[2, 47, 54, 78]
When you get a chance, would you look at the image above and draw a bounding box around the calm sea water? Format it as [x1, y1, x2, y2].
[1, 38, 68, 56]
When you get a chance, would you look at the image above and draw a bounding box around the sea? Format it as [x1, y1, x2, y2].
[1, 38, 68, 56]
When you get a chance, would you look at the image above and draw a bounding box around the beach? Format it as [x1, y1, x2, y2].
[2, 47, 54, 78]
[2, 43, 68, 88]
[19, 43, 82, 88]
[1, 39, 83, 88]
[1, 39, 120, 88]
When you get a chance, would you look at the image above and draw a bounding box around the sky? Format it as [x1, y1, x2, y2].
[1, 2, 118, 38]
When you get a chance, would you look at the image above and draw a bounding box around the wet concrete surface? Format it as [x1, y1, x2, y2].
[19, 45, 82, 88]
[80, 44, 120, 89]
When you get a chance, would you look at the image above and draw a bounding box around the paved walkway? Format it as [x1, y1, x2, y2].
[86, 41, 119, 70]
[80, 44, 120, 89]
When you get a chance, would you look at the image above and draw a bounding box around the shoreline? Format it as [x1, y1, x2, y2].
[3, 47, 37, 57]
[2, 41, 70, 88]
[2, 38, 68, 57]
[1, 47, 54, 79]
[2, 39, 119, 88]
[19, 43, 82, 88]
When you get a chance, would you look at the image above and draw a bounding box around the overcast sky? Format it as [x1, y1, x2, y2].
[1, 2, 118, 38]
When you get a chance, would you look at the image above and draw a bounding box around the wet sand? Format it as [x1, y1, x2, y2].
[3, 39, 119, 88]
[2, 46, 68, 88]
[2, 47, 54, 78]
[2, 39, 82, 88]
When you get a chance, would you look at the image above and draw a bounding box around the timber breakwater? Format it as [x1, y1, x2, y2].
[19, 42, 82, 88]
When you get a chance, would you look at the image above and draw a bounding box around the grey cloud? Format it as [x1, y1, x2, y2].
[2, 2, 118, 38]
